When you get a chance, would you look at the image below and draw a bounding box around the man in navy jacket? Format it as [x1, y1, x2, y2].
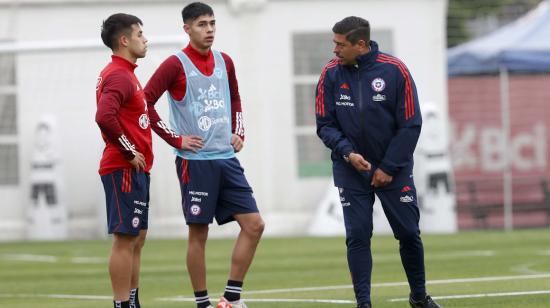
[315, 16, 441, 308]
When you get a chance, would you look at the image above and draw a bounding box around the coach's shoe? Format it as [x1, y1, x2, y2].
[409, 294, 441, 308]
[357, 303, 372, 308]
[217, 297, 248, 308]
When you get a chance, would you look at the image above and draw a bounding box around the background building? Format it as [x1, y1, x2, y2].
[0, 0, 449, 240]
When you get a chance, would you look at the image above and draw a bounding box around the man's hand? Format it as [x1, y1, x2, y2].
[181, 135, 204, 153]
[371, 168, 393, 187]
[129, 152, 146, 172]
[349, 153, 372, 172]
[231, 134, 244, 152]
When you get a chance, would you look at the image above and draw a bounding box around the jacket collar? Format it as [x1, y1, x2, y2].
[355, 40, 379, 66]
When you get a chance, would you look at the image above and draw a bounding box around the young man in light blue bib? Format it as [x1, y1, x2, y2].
[144, 2, 264, 308]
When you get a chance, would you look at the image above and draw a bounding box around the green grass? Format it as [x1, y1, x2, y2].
[1, 229, 550, 307]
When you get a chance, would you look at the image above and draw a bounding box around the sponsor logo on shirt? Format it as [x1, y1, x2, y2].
[400, 195, 414, 203]
[189, 70, 199, 77]
[198, 84, 226, 113]
[198, 116, 212, 131]
[340, 83, 350, 90]
[336, 94, 354, 107]
[191, 197, 202, 203]
[372, 93, 386, 102]
[134, 208, 143, 215]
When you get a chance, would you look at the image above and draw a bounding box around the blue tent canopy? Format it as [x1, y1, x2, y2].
[448, 0, 550, 76]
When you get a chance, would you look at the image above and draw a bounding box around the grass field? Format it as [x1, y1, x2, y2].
[1, 229, 550, 307]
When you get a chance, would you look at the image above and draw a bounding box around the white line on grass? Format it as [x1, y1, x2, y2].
[157, 296, 355, 304]
[2, 273, 550, 303]
[2, 254, 58, 263]
[1, 254, 106, 264]
[511, 262, 546, 275]
[0, 294, 111, 300]
[537, 250, 550, 256]
[70, 256, 106, 264]
[243, 273, 550, 295]
[389, 290, 550, 302]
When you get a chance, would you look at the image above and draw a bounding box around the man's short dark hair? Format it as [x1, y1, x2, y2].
[101, 13, 143, 50]
[332, 16, 370, 45]
[182, 2, 214, 24]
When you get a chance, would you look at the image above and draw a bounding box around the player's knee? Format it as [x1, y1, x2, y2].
[244, 217, 265, 238]
[396, 227, 420, 243]
[189, 224, 209, 243]
[112, 233, 139, 251]
[345, 229, 372, 249]
[135, 233, 147, 250]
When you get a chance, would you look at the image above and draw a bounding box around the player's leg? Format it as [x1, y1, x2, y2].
[230, 212, 264, 280]
[215, 158, 263, 307]
[101, 169, 149, 308]
[175, 157, 221, 308]
[130, 172, 150, 308]
[187, 223, 209, 291]
[339, 187, 375, 307]
[129, 229, 147, 308]
[376, 186, 438, 306]
[110, 233, 138, 303]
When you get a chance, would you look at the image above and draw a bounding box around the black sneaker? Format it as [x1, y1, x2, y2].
[409, 295, 441, 308]
[357, 304, 372, 308]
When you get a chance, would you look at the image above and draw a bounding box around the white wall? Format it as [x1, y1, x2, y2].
[0, 0, 448, 240]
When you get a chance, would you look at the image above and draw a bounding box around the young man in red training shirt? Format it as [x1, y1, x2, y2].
[96, 13, 191, 308]
[144, 2, 264, 308]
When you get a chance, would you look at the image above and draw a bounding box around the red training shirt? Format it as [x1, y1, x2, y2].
[95, 55, 154, 175]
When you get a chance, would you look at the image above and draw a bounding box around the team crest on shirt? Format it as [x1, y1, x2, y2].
[96, 77, 102, 91]
[139, 114, 150, 129]
[371, 77, 386, 92]
[214, 67, 223, 79]
[190, 204, 201, 216]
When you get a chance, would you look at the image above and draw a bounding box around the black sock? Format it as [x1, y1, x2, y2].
[223, 280, 243, 302]
[113, 300, 130, 308]
[194, 290, 211, 308]
[129, 288, 140, 308]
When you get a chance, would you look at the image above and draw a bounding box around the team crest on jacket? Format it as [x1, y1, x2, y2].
[139, 114, 150, 129]
[371, 78, 386, 92]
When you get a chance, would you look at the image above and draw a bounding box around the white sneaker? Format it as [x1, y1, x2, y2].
[217, 297, 248, 308]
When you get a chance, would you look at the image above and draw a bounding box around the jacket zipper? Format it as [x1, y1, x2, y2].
[357, 65, 367, 158]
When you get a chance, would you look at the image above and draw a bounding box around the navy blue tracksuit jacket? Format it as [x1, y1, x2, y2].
[315, 41, 422, 192]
